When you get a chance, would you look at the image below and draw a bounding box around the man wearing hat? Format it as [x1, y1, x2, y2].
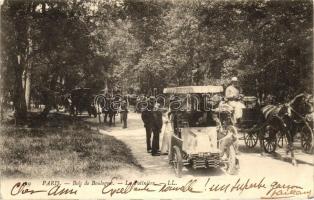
[225, 77, 245, 124]
[120, 97, 128, 128]
[151, 102, 163, 156]
[141, 96, 155, 153]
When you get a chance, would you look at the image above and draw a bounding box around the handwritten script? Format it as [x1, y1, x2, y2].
[8, 178, 312, 199]
[262, 181, 311, 199]
[11, 182, 77, 196]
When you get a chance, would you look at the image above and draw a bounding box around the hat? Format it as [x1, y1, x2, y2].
[231, 77, 238, 82]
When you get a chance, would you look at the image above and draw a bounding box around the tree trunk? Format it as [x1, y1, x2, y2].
[10, 1, 31, 123]
[25, 24, 33, 110]
[24, 68, 31, 110]
[13, 54, 27, 123]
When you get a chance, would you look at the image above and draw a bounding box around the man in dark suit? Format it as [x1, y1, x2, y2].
[151, 103, 163, 156]
[120, 99, 128, 128]
[141, 97, 154, 153]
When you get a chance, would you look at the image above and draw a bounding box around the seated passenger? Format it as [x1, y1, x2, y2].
[225, 77, 246, 124]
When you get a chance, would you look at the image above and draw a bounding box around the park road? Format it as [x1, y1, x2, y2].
[86, 112, 314, 183]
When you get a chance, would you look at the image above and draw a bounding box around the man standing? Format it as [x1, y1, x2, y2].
[225, 77, 245, 124]
[151, 103, 163, 156]
[120, 97, 128, 128]
[103, 93, 110, 123]
[141, 97, 154, 153]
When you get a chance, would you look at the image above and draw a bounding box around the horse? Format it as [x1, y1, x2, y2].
[105, 97, 114, 125]
[95, 95, 120, 126]
[258, 93, 313, 165]
[107, 96, 121, 126]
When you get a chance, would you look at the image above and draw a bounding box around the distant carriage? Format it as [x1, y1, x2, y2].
[127, 94, 138, 106]
[69, 88, 97, 117]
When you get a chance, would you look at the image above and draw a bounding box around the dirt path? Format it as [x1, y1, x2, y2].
[90, 112, 174, 177]
[86, 112, 314, 181]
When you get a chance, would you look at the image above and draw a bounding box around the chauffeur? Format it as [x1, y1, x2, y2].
[225, 77, 246, 124]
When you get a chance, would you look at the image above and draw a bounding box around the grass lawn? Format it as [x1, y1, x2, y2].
[0, 113, 143, 179]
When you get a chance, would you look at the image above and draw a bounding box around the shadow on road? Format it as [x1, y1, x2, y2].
[238, 144, 262, 154]
[271, 152, 314, 167]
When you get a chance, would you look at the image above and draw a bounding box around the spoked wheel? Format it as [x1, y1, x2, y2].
[276, 131, 287, 148]
[244, 131, 258, 148]
[225, 145, 239, 175]
[301, 124, 313, 154]
[262, 125, 277, 153]
[172, 146, 183, 178]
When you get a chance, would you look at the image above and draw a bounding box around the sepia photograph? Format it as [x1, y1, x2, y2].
[0, 0, 313, 199]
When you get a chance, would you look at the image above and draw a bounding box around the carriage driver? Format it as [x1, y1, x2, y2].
[225, 77, 246, 124]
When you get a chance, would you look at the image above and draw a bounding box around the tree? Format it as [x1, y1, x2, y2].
[1, 0, 30, 122]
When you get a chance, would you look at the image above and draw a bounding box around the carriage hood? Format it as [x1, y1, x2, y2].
[163, 85, 223, 94]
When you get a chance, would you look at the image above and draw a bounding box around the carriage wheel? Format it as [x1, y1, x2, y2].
[301, 125, 313, 154]
[244, 131, 258, 148]
[225, 145, 239, 175]
[172, 146, 183, 178]
[276, 131, 287, 148]
[262, 126, 277, 153]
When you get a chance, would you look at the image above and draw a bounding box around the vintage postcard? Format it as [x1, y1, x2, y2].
[0, 0, 313, 199]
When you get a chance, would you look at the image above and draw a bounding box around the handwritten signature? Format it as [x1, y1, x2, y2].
[11, 182, 77, 196]
[262, 181, 311, 199]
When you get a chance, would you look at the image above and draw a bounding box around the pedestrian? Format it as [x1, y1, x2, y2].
[67, 94, 74, 116]
[141, 97, 154, 153]
[160, 108, 173, 155]
[151, 102, 163, 156]
[103, 93, 110, 123]
[120, 97, 128, 128]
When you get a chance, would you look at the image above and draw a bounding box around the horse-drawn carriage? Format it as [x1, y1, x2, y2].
[69, 88, 97, 117]
[240, 94, 313, 158]
[163, 85, 239, 177]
